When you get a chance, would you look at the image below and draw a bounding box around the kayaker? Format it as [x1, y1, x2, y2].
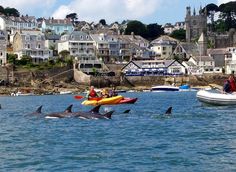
[101, 88, 109, 98]
[109, 86, 118, 97]
[86, 86, 99, 99]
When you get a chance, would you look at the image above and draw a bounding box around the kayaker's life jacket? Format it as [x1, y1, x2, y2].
[89, 89, 97, 97]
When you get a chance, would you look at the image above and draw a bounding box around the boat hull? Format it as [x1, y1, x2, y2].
[82, 95, 123, 106]
[196, 90, 236, 105]
[119, 97, 138, 104]
[151, 85, 179, 92]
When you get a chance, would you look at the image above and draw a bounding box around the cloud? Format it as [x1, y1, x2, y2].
[52, 0, 163, 23]
[217, 0, 232, 5]
[0, 0, 56, 16]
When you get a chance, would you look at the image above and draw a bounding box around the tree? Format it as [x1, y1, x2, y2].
[125, 20, 147, 38]
[146, 23, 164, 40]
[99, 19, 107, 26]
[170, 29, 186, 41]
[59, 50, 70, 60]
[202, 3, 219, 31]
[0, 6, 4, 14]
[4, 7, 20, 17]
[66, 13, 78, 25]
[219, 1, 236, 30]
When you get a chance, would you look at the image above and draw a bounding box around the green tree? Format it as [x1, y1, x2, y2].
[99, 19, 107, 26]
[7, 54, 17, 64]
[0, 6, 4, 14]
[202, 3, 219, 31]
[4, 7, 20, 17]
[219, 1, 236, 30]
[18, 55, 32, 65]
[170, 29, 186, 41]
[125, 20, 147, 38]
[146, 23, 164, 41]
[66, 13, 78, 25]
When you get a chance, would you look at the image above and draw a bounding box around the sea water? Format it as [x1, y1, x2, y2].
[0, 92, 236, 171]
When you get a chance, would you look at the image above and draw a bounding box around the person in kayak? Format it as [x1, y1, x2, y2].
[86, 86, 99, 99]
[101, 88, 109, 98]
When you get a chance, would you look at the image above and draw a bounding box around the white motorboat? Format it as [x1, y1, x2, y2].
[11, 91, 34, 96]
[151, 85, 179, 92]
[196, 90, 236, 105]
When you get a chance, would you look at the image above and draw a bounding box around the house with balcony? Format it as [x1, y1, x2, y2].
[41, 18, 74, 35]
[0, 15, 37, 43]
[151, 35, 178, 60]
[13, 30, 52, 63]
[0, 30, 7, 65]
[58, 31, 105, 74]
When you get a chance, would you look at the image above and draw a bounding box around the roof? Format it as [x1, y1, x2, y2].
[193, 55, 214, 62]
[207, 48, 229, 55]
[151, 35, 179, 45]
[44, 18, 73, 26]
[180, 42, 199, 56]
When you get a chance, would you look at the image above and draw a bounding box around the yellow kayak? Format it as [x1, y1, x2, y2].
[82, 95, 123, 106]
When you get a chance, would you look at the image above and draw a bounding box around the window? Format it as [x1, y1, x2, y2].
[0, 52, 2, 56]
[28, 44, 30, 49]
[37, 35, 41, 41]
[38, 44, 41, 49]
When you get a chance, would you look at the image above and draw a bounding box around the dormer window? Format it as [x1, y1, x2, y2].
[80, 35, 83, 40]
[86, 36, 89, 40]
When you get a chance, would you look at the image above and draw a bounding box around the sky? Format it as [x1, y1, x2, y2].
[0, 0, 233, 25]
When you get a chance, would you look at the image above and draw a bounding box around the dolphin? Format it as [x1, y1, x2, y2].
[72, 105, 115, 119]
[123, 109, 130, 114]
[45, 104, 73, 119]
[165, 106, 172, 115]
[27, 105, 43, 116]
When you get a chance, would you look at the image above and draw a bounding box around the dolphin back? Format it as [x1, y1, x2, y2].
[36, 105, 43, 113]
[64, 104, 73, 113]
[103, 110, 115, 119]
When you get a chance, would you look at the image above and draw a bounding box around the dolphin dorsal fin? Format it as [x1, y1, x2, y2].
[64, 104, 73, 113]
[90, 105, 101, 113]
[104, 110, 114, 119]
[36, 105, 43, 113]
[165, 106, 172, 115]
[123, 109, 130, 113]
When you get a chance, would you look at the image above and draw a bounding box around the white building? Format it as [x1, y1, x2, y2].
[225, 47, 236, 74]
[13, 30, 52, 63]
[0, 30, 7, 65]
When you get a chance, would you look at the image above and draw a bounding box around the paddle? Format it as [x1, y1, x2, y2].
[74, 95, 84, 100]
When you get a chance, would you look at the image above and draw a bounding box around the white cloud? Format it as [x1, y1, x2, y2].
[217, 0, 233, 5]
[0, 0, 56, 16]
[52, 0, 163, 23]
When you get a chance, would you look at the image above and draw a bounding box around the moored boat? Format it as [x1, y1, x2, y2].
[151, 85, 179, 92]
[196, 89, 236, 105]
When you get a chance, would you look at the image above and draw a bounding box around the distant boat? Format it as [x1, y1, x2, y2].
[151, 85, 179, 92]
[59, 90, 73, 95]
[11, 91, 34, 96]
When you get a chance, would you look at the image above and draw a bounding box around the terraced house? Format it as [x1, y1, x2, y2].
[0, 15, 37, 43]
[13, 30, 52, 63]
[41, 18, 74, 35]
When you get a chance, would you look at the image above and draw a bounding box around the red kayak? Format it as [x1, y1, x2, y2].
[118, 97, 138, 104]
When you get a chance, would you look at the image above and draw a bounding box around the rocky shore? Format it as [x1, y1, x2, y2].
[0, 74, 227, 96]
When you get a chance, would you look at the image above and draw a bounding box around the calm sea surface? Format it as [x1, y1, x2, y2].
[1, 91, 236, 171]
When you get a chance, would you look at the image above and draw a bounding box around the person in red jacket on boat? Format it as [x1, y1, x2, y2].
[229, 74, 236, 92]
[86, 86, 99, 99]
